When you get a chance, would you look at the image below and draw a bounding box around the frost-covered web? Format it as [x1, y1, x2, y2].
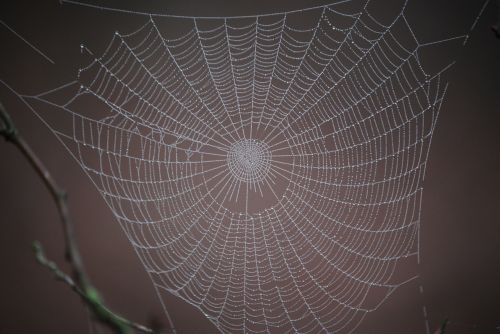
[15, 0, 468, 332]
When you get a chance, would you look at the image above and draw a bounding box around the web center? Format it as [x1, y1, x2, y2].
[227, 139, 271, 183]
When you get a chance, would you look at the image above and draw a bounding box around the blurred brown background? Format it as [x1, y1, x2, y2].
[0, 0, 499, 333]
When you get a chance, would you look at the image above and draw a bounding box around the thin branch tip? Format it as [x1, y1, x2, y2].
[0, 102, 18, 142]
[492, 25, 500, 39]
[1, 101, 159, 334]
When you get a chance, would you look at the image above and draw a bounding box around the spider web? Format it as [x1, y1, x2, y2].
[10, 0, 478, 332]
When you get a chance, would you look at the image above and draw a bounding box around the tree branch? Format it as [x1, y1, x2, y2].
[33, 241, 155, 334]
[0, 101, 158, 334]
[0, 101, 88, 288]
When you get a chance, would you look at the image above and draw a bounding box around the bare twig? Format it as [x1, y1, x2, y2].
[33, 241, 155, 333]
[0, 101, 157, 334]
[0, 101, 88, 289]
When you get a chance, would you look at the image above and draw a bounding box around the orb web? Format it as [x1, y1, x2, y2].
[12, 0, 475, 332]
[227, 139, 271, 184]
